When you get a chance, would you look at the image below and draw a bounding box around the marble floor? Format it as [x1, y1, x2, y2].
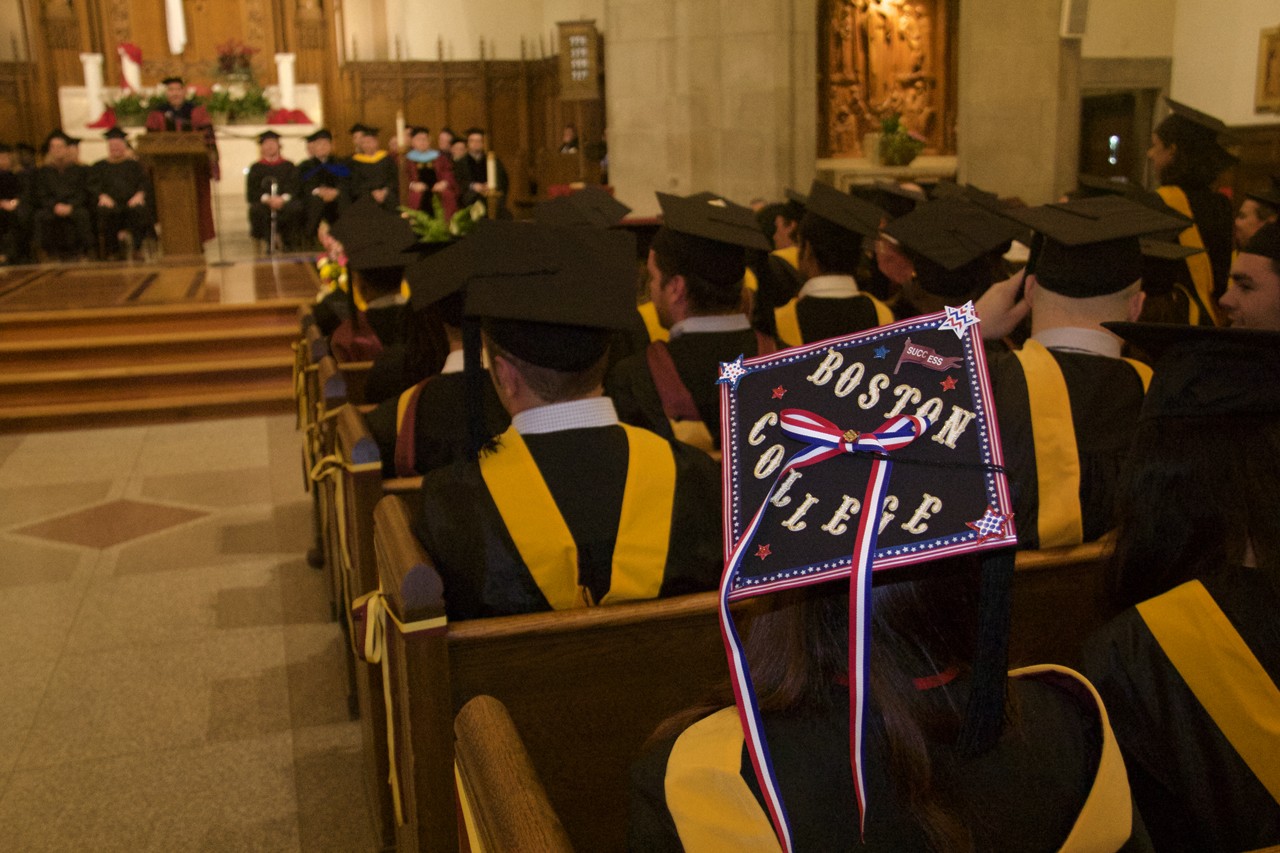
[0, 414, 376, 852]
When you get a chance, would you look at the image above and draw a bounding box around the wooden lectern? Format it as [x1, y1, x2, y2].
[136, 132, 209, 257]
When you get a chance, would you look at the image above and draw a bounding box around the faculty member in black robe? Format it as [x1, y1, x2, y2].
[298, 128, 350, 246]
[0, 143, 33, 264]
[89, 128, 154, 258]
[245, 130, 303, 251]
[33, 130, 93, 260]
[347, 123, 398, 211]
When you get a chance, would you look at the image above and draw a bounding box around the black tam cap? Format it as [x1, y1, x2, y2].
[460, 221, 637, 371]
[349, 123, 378, 136]
[652, 192, 770, 289]
[534, 186, 631, 229]
[305, 129, 333, 143]
[330, 197, 419, 278]
[256, 130, 281, 144]
[805, 180, 886, 239]
[1242, 221, 1280, 260]
[1009, 195, 1190, 297]
[43, 129, 73, 151]
[161, 76, 184, 86]
[1104, 322, 1280, 419]
[882, 198, 1024, 298]
[103, 127, 128, 140]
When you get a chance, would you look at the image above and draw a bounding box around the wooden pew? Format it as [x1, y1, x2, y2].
[294, 319, 332, 568]
[338, 359, 374, 407]
[455, 695, 573, 853]
[362, 494, 739, 853]
[1008, 536, 1117, 670]
[306, 356, 349, 618]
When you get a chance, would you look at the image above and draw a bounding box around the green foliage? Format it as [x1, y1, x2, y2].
[108, 92, 147, 116]
[878, 113, 925, 166]
[399, 197, 484, 244]
[232, 87, 271, 118]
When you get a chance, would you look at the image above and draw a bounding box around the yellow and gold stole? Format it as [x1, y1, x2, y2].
[1138, 581, 1280, 805]
[1014, 340, 1151, 549]
[664, 665, 1132, 852]
[638, 301, 669, 343]
[479, 424, 676, 608]
[1157, 186, 1223, 326]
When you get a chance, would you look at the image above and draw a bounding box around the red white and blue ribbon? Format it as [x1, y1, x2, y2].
[719, 409, 931, 850]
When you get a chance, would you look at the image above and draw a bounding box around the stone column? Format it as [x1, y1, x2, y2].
[80, 52, 105, 121]
[275, 53, 297, 108]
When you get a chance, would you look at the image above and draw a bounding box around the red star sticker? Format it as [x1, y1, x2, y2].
[771, 386, 787, 400]
[755, 544, 772, 559]
[940, 376, 957, 391]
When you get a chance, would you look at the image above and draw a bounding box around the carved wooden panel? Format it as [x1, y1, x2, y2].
[819, 0, 955, 158]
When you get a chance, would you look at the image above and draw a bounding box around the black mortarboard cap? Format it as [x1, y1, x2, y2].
[349, 123, 378, 136]
[533, 186, 631, 229]
[1241, 221, 1280, 261]
[805, 180, 886, 238]
[305, 129, 333, 143]
[1139, 238, 1202, 297]
[717, 309, 1018, 838]
[1162, 97, 1230, 144]
[257, 130, 281, 144]
[1009, 195, 1190, 297]
[407, 125, 430, 137]
[43, 129, 73, 150]
[1245, 181, 1280, 210]
[867, 179, 927, 220]
[784, 188, 809, 209]
[883, 198, 1023, 272]
[1104, 322, 1280, 419]
[329, 197, 417, 255]
[161, 76, 184, 86]
[103, 127, 128, 140]
[651, 192, 770, 289]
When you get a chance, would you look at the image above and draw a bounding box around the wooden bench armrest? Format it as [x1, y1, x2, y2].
[1013, 534, 1114, 573]
[455, 696, 574, 853]
[316, 355, 348, 409]
[373, 494, 445, 622]
[336, 404, 380, 467]
[304, 322, 328, 362]
[383, 476, 424, 493]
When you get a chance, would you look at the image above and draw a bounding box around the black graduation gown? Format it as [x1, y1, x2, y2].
[1084, 569, 1280, 853]
[629, 677, 1151, 852]
[88, 158, 154, 250]
[783, 294, 885, 346]
[33, 163, 93, 254]
[365, 371, 510, 479]
[1177, 185, 1233, 301]
[412, 424, 723, 621]
[0, 168, 33, 261]
[987, 346, 1145, 550]
[454, 152, 509, 212]
[245, 159, 304, 243]
[606, 327, 773, 446]
[348, 154, 399, 210]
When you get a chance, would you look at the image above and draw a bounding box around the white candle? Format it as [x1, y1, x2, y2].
[274, 53, 296, 110]
[395, 110, 406, 150]
[80, 53, 105, 122]
[486, 151, 497, 191]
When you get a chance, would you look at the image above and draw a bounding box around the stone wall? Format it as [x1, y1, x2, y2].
[604, 0, 817, 216]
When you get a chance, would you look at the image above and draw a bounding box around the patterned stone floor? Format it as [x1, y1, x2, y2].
[0, 415, 376, 852]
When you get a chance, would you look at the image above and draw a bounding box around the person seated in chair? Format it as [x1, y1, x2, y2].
[33, 130, 93, 261]
[246, 130, 303, 253]
[89, 128, 154, 259]
[0, 143, 34, 265]
[298, 129, 350, 247]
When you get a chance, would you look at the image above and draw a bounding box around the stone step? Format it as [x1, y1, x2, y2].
[0, 299, 307, 342]
[0, 386, 296, 433]
[0, 356, 296, 407]
[0, 327, 301, 372]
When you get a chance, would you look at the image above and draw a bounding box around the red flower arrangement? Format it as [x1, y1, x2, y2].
[215, 39, 258, 77]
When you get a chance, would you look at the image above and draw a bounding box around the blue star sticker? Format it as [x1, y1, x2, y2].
[717, 354, 749, 390]
[873, 345, 890, 359]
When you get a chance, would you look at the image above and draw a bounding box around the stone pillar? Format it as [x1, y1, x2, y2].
[605, 0, 817, 215]
[275, 52, 297, 108]
[80, 52, 105, 121]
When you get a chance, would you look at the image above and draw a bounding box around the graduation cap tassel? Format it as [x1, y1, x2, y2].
[955, 548, 1016, 758]
[462, 317, 488, 460]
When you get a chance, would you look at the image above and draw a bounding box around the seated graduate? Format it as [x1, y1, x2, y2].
[630, 318, 1147, 851]
[246, 130, 304, 252]
[0, 142, 34, 265]
[853, 179, 927, 303]
[325, 198, 413, 367]
[974, 195, 1187, 551]
[606, 191, 778, 457]
[1221, 221, 1280, 330]
[412, 221, 723, 621]
[365, 242, 509, 479]
[759, 181, 893, 346]
[33, 130, 94, 261]
[878, 195, 1023, 317]
[298, 129, 351, 245]
[1083, 322, 1280, 853]
[89, 128, 154, 260]
[744, 193, 806, 326]
[1234, 180, 1279, 250]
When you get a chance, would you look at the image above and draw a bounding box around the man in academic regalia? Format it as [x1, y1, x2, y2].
[245, 130, 303, 252]
[1221, 221, 1280, 330]
[89, 128, 154, 259]
[412, 222, 723, 621]
[453, 127, 509, 216]
[0, 143, 34, 265]
[145, 76, 218, 244]
[32, 130, 94, 260]
[346, 123, 398, 211]
[297, 129, 349, 245]
[1233, 182, 1279, 250]
[974, 195, 1189, 550]
[606, 191, 779, 457]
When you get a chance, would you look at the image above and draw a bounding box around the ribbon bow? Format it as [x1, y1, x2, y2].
[720, 409, 932, 851]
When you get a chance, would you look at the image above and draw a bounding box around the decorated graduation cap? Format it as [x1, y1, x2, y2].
[1104, 322, 1280, 419]
[804, 180, 886, 239]
[652, 191, 771, 288]
[882, 198, 1025, 298]
[1007, 195, 1189, 297]
[305, 128, 333, 143]
[716, 306, 1017, 848]
[534, 186, 631, 229]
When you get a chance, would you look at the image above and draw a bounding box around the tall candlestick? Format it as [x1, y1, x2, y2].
[80, 53, 105, 123]
[396, 110, 406, 150]
[486, 151, 497, 191]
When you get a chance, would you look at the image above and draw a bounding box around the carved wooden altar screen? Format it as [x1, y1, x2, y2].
[819, 0, 957, 158]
